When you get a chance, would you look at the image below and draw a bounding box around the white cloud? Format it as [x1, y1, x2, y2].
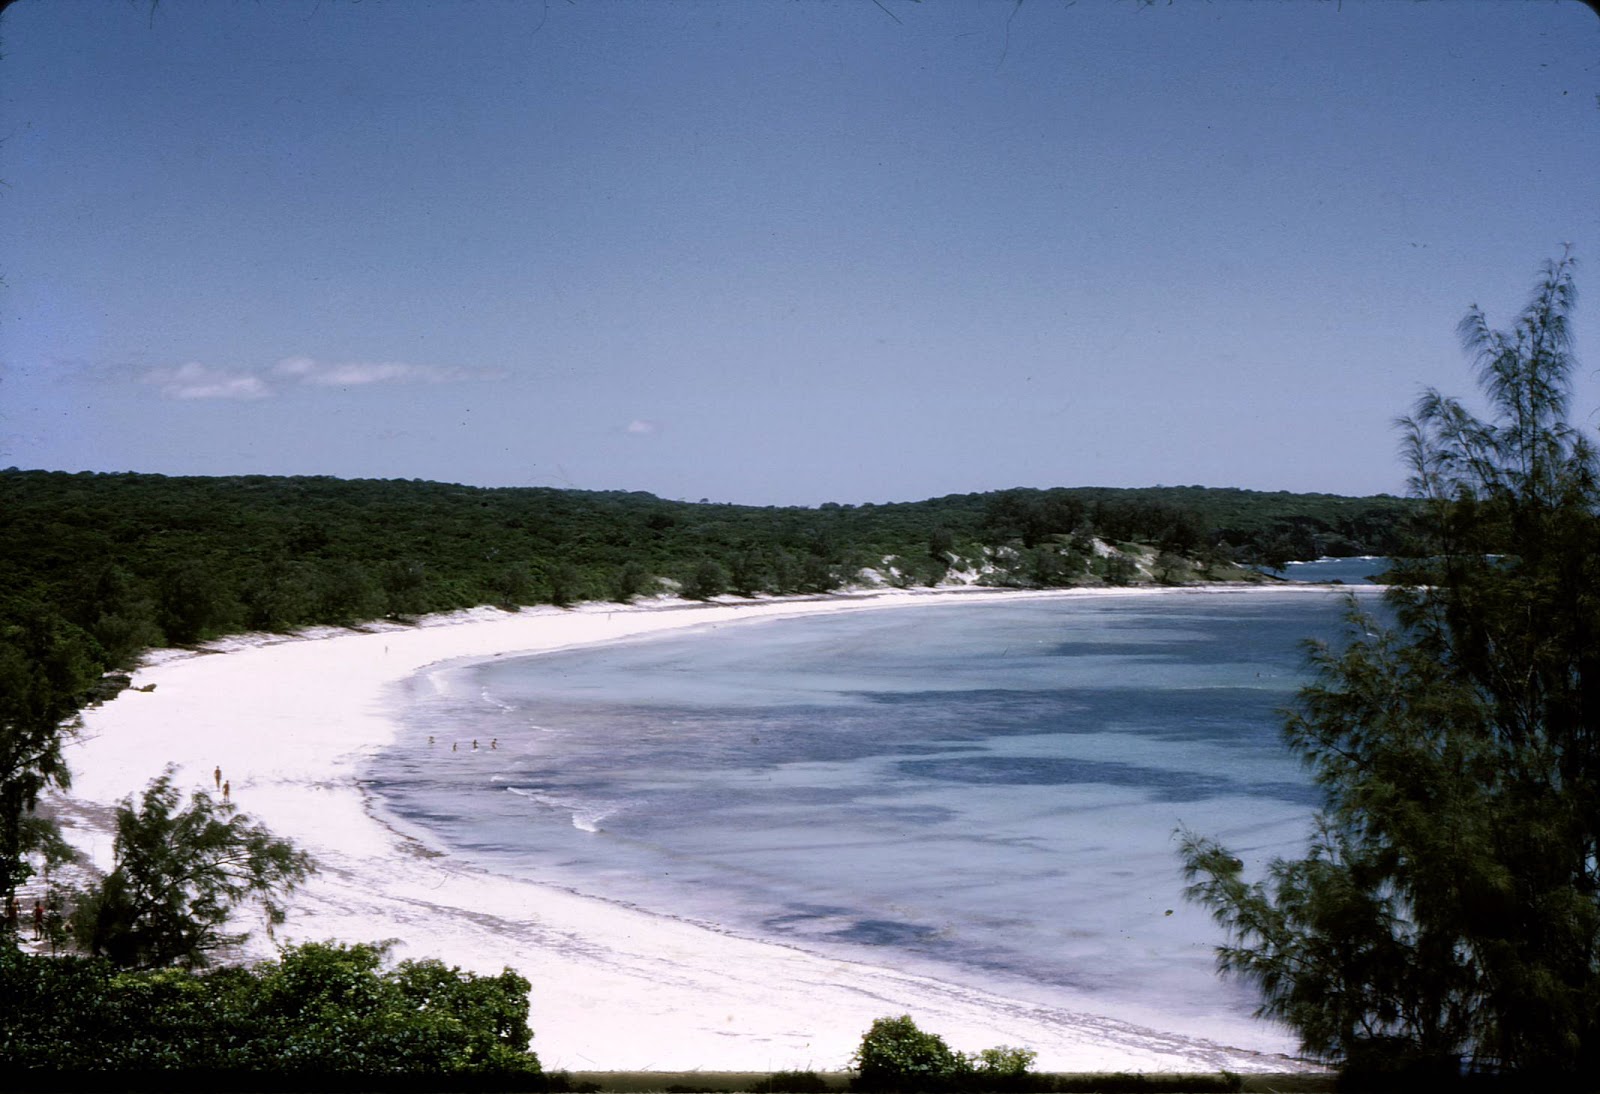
[273, 355, 318, 379]
[274, 357, 474, 387]
[143, 355, 499, 399]
[625, 419, 659, 435]
[145, 362, 271, 400]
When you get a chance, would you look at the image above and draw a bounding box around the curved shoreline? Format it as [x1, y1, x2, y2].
[57, 586, 1349, 1073]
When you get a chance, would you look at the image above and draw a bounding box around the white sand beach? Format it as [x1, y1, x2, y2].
[52, 587, 1342, 1075]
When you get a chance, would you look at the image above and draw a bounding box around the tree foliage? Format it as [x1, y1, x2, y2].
[0, 940, 541, 1077]
[854, 1014, 969, 1089]
[73, 767, 313, 969]
[0, 601, 101, 902]
[0, 468, 1413, 660]
[851, 1015, 1037, 1092]
[1181, 252, 1599, 1082]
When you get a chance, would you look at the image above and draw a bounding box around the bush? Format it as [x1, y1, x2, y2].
[0, 940, 541, 1078]
[681, 558, 728, 600]
[852, 1016, 1041, 1092]
[973, 1047, 1036, 1078]
[853, 1015, 969, 1090]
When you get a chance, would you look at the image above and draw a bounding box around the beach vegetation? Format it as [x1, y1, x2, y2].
[728, 549, 770, 596]
[611, 559, 655, 602]
[491, 561, 538, 611]
[71, 766, 313, 970]
[0, 471, 1411, 662]
[239, 557, 322, 631]
[973, 1046, 1037, 1078]
[800, 553, 841, 594]
[1095, 555, 1137, 586]
[544, 559, 588, 608]
[1024, 545, 1074, 587]
[76, 562, 164, 667]
[318, 556, 389, 624]
[851, 1015, 1041, 1092]
[1152, 551, 1192, 586]
[852, 1014, 970, 1090]
[682, 558, 730, 600]
[155, 559, 236, 646]
[1180, 251, 1599, 1084]
[380, 557, 432, 617]
[0, 599, 101, 905]
[0, 938, 542, 1077]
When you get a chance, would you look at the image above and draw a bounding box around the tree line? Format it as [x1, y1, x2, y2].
[0, 471, 1414, 666]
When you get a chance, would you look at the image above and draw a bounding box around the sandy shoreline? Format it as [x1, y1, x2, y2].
[54, 585, 1349, 1074]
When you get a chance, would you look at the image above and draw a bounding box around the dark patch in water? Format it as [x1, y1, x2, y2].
[825, 918, 943, 946]
[762, 903, 855, 932]
[897, 755, 1319, 805]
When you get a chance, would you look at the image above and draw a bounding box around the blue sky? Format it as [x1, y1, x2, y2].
[2, 0, 1595, 506]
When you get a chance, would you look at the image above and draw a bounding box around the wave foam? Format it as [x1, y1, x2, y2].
[506, 785, 614, 833]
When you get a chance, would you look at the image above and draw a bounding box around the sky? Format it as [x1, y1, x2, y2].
[1, 0, 1596, 507]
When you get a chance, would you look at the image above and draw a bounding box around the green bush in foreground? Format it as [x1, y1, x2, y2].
[851, 1015, 1037, 1091]
[848, 1017, 1250, 1093]
[0, 939, 541, 1078]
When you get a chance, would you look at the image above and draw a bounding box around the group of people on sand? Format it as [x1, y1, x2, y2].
[213, 764, 230, 800]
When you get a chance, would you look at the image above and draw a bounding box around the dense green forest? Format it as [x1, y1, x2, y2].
[0, 469, 1414, 667]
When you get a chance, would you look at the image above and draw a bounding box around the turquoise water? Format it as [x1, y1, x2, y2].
[368, 581, 1370, 1036]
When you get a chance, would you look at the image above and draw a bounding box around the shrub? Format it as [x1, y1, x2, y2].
[852, 1016, 1047, 1092]
[853, 1015, 969, 1090]
[681, 558, 729, 600]
[974, 1046, 1036, 1078]
[0, 940, 541, 1077]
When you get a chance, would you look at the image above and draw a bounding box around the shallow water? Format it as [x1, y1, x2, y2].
[367, 583, 1369, 1043]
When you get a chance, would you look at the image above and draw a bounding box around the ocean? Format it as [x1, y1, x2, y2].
[366, 570, 1379, 1044]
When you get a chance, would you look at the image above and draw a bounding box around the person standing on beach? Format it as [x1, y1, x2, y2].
[214, 765, 222, 789]
[32, 899, 45, 940]
[222, 779, 230, 802]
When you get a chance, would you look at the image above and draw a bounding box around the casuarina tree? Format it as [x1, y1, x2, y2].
[1181, 251, 1598, 1083]
[73, 766, 313, 969]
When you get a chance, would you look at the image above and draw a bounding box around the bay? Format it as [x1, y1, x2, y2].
[366, 578, 1375, 1043]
